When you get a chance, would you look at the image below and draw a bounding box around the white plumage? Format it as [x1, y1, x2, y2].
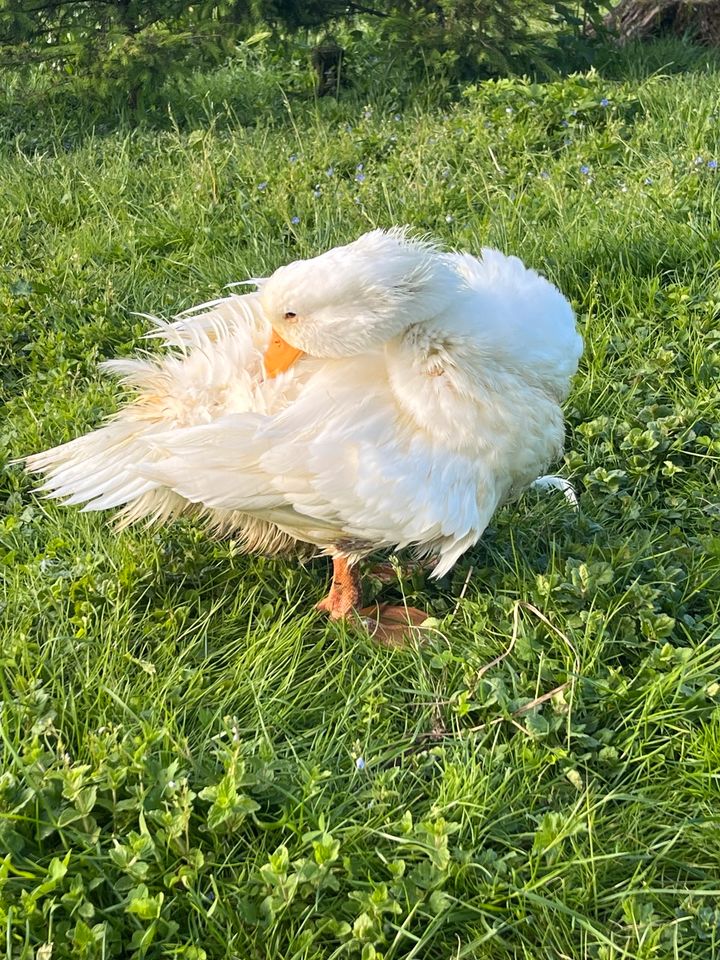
[25, 228, 582, 627]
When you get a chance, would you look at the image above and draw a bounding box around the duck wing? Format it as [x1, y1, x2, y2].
[136, 355, 502, 576]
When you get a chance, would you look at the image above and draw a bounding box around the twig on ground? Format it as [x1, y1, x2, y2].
[390, 601, 581, 759]
[452, 564, 474, 617]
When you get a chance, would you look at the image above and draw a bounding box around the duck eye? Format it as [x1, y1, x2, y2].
[284, 311, 297, 321]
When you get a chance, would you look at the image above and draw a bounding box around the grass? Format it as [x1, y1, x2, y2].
[1, 38, 720, 959]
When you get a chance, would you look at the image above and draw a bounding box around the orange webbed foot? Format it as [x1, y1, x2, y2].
[355, 604, 430, 648]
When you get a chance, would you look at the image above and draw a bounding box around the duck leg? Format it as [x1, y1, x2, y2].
[316, 557, 429, 646]
[316, 557, 362, 620]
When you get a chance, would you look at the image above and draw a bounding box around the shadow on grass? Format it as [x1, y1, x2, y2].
[1, 37, 718, 154]
[592, 35, 720, 81]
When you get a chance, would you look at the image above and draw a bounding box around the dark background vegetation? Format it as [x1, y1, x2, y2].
[1, 0, 606, 118]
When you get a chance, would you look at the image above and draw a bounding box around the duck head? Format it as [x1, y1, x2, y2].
[257, 228, 455, 376]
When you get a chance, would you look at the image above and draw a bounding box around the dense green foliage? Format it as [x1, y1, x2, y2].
[0, 0, 251, 109]
[2, 38, 720, 960]
[0, 0, 603, 107]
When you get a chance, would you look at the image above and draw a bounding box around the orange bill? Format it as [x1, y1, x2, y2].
[264, 329, 304, 378]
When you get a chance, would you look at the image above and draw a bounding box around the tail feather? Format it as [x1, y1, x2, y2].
[20, 290, 307, 554]
[80, 478, 157, 512]
[25, 419, 161, 513]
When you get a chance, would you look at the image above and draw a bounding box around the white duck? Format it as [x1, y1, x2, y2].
[25, 228, 582, 636]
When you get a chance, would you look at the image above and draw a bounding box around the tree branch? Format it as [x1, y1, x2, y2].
[17, 0, 117, 13]
[346, 1, 391, 17]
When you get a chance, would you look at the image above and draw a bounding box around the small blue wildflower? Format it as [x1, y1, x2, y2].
[257, 181, 267, 191]
[344, 123, 353, 133]
[644, 177, 653, 185]
[394, 113, 402, 121]
[325, 166, 334, 177]
[356, 162, 364, 172]
[600, 98, 610, 107]
[291, 215, 300, 224]
[540, 170, 550, 180]
[356, 757, 366, 770]
[708, 159, 718, 169]
[289, 154, 297, 163]
[355, 172, 365, 183]
[580, 164, 590, 175]
[561, 119, 569, 128]
[313, 187, 322, 198]
[563, 138, 573, 146]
